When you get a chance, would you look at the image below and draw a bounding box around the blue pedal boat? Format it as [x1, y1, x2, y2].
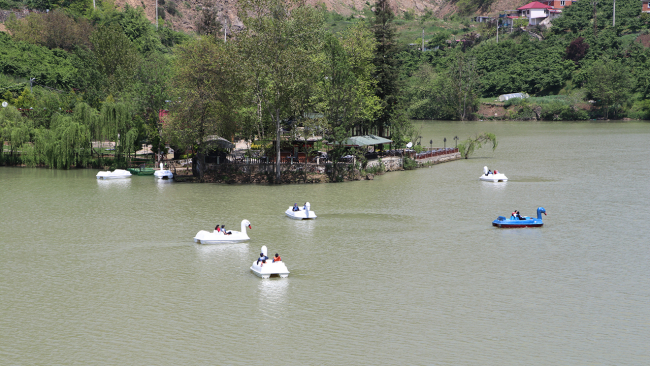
[493, 207, 547, 228]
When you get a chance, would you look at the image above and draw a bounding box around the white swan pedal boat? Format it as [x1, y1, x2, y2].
[250, 246, 289, 279]
[479, 166, 508, 182]
[285, 202, 317, 220]
[96, 169, 132, 179]
[154, 162, 173, 179]
[194, 219, 252, 244]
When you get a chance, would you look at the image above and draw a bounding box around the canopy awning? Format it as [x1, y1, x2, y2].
[203, 135, 235, 149]
[329, 134, 393, 147]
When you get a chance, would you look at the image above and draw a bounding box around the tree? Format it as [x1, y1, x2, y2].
[565, 37, 589, 64]
[238, 0, 324, 183]
[4, 11, 94, 50]
[134, 53, 172, 162]
[99, 101, 140, 165]
[458, 132, 498, 159]
[314, 25, 380, 132]
[12, 88, 36, 109]
[447, 52, 480, 121]
[586, 59, 630, 119]
[90, 24, 141, 97]
[33, 102, 95, 169]
[167, 38, 246, 181]
[196, 5, 222, 37]
[372, 0, 401, 137]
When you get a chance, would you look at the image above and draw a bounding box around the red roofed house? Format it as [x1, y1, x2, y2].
[518, 1, 553, 26]
[642, 0, 650, 13]
[540, 0, 578, 9]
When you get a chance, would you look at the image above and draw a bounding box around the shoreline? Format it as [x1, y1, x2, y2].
[172, 151, 461, 184]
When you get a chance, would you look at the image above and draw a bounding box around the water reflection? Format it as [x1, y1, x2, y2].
[257, 276, 289, 306]
[514, 177, 558, 183]
[479, 180, 508, 191]
[156, 178, 173, 191]
[96, 178, 132, 189]
[194, 242, 249, 261]
[287, 218, 316, 236]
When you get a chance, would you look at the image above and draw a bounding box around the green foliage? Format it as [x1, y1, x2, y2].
[12, 88, 36, 109]
[0, 32, 78, 90]
[91, 24, 141, 96]
[552, 0, 642, 35]
[586, 59, 630, 118]
[472, 38, 575, 96]
[167, 37, 246, 179]
[196, 6, 222, 36]
[238, 0, 325, 183]
[324, 126, 354, 182]
[5, 10, 93, 51]
[0, 0, 23, 10]
[402, 156, 417, 170]
[372, 0, 402, 136]
[458, 132, 497, 159]
[313, 25, 380, 130]
[404, 63, 456, 119]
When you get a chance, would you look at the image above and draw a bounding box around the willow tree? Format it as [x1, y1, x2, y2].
[34, 113, 91, 169]
[238, 0, 325, 183]
[100, 102, 140, 165]
[167, 37, 246, 181]
[458, 132, 498, 159]
[0, 105, 32, 164]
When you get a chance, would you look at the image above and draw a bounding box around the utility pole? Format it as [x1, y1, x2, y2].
[156, 0, 158, 30]
[613, 0, 616, 27]
[224, 26, 227, 42]
[592, 1, 598, 37]
[93, 0, 95, 9]
[422, 29, 424, 51]
[496, 18, 499, 43]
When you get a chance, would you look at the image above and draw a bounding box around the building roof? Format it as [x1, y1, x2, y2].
[204, 135, 235, 149]
[517, 1, 552, 10]
[329, 134, 393, 147]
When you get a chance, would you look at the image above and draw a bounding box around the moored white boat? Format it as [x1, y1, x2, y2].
[479, 166, 508, 182]
[285, 202, 317, 220]
[154, 162, 173, 180]
[250, 246, 289, 279]
[194, 219, 252, 244]
[96, 169, 132, 179]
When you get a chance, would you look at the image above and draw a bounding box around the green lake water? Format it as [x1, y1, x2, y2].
[1, 121, 649, 365]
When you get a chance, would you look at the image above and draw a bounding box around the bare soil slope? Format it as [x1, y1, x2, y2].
[114, 0, 461, 33]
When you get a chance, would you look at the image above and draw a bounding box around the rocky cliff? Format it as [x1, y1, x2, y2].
[114, 0, 529, 33]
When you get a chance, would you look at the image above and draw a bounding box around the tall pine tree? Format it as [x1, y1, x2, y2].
[372, 0, 400, 138]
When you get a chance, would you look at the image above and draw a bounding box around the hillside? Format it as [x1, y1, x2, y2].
[113, 0, 531, 33]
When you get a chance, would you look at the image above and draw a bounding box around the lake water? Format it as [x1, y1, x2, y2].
[1, 121, 649, 365]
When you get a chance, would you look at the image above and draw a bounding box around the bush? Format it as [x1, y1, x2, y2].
[403, 157, 417, 170]
[331, 12, 344, 21]
[165, 1, 177, 16]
